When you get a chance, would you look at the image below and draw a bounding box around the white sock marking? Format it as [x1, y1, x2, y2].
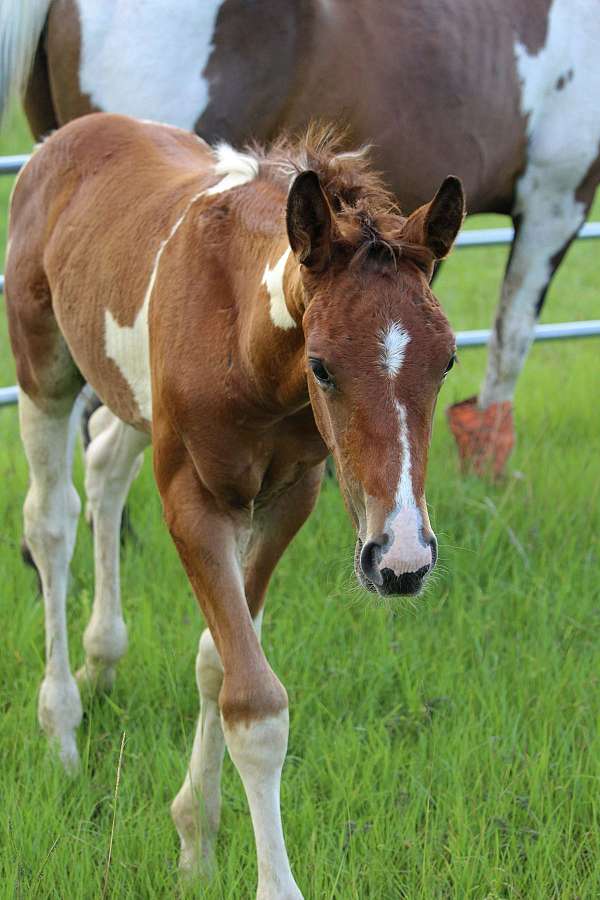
[80, 413, 149, 689]
[263, 248, 295, 330]
[223, 710, 302, 899]
[19, 391, 83, 771]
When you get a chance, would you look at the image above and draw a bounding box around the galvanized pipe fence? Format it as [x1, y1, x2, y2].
[1, 153, 599, 407]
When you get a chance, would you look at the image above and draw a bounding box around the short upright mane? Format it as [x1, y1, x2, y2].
[248, 126, 436, 271]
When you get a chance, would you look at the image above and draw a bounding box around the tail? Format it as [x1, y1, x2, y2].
[0, 0, 53, 124]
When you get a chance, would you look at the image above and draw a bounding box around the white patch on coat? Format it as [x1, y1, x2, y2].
[262, 248, 295, 330]
[205, 143, 260, 196]
[77, 0, 224, 130]
[379, 322, 410, 377]
[480, 0, 600, 407]
[104, 191, 204, 422]
[514, 0, 600, 169]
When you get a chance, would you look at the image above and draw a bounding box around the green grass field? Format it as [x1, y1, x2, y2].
[1, 107, 599, 899]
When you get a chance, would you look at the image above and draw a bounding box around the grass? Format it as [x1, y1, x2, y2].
[1, 107, 599, 899]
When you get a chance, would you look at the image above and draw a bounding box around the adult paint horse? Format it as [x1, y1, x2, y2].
[5, 114, 464, 897]
[2, 0, 599, 474]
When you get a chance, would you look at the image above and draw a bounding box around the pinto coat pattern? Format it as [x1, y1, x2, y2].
[5, 114, 464, 897]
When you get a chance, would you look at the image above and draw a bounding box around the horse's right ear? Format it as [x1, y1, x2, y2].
[402, 176, 465, 259]
[286, 170, 333, 271]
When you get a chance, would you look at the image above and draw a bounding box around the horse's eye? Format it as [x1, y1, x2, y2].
[309, 357, 334, 388]
[444, 353, 457, 376]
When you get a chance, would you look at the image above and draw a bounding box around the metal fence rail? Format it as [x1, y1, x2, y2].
[0, 154, 29, 174]
[1, 152, 599, 407]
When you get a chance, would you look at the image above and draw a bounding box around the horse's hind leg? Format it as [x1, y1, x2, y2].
[19, 390, 83, 772]
[77, 408, 149, 692]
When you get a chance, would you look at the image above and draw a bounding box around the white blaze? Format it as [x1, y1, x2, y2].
[394, 400, 416, 508]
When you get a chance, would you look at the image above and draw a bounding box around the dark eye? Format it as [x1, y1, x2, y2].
[309, 357, 335, 388]
[444, 353, 457, 376]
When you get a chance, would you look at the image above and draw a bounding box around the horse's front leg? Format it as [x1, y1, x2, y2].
[155, 440, 303, 900]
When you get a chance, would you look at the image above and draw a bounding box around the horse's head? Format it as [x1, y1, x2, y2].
[287, 166, 464, 596]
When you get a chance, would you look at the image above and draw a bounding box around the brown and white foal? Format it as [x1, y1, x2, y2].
[5, 114, 464, 898]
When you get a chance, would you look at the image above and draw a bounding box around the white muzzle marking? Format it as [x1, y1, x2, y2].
[379, 506, 432, 576]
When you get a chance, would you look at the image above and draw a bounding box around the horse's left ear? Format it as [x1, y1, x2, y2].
[286, 170, 333, 271]
[403, 176, 465, 259]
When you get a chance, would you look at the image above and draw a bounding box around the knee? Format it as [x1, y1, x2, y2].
[219, 666, 288, 732]
[24, 483, 80, 553]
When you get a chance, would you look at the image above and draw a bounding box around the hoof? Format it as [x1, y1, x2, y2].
[38, 675, 83, 773]
[178, 842, 217, 883]
[57, 735, 81, 775]
[76, 662, 117, 694]
[446, 395, 514, 478]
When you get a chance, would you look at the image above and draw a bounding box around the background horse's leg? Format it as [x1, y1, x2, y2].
[448, 156, 599, 477]
[19, 391, 83, 772]
[77, 409, 148, 692]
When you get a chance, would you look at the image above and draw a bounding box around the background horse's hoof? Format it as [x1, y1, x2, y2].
[446, 396, 515, 478]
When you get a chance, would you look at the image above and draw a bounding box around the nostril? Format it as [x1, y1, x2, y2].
[429, 535, 438, 569]
[360, 538, 384, 586]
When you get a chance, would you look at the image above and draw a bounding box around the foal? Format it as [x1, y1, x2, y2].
[5, 114, 464, 898]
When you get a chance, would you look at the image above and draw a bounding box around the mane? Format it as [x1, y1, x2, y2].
[249, 124, 436, 272]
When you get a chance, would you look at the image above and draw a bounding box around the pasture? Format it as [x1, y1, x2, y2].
[1, 105, 599, 898]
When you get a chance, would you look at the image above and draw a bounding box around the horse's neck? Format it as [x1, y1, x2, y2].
[237, 238, 309, 415]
